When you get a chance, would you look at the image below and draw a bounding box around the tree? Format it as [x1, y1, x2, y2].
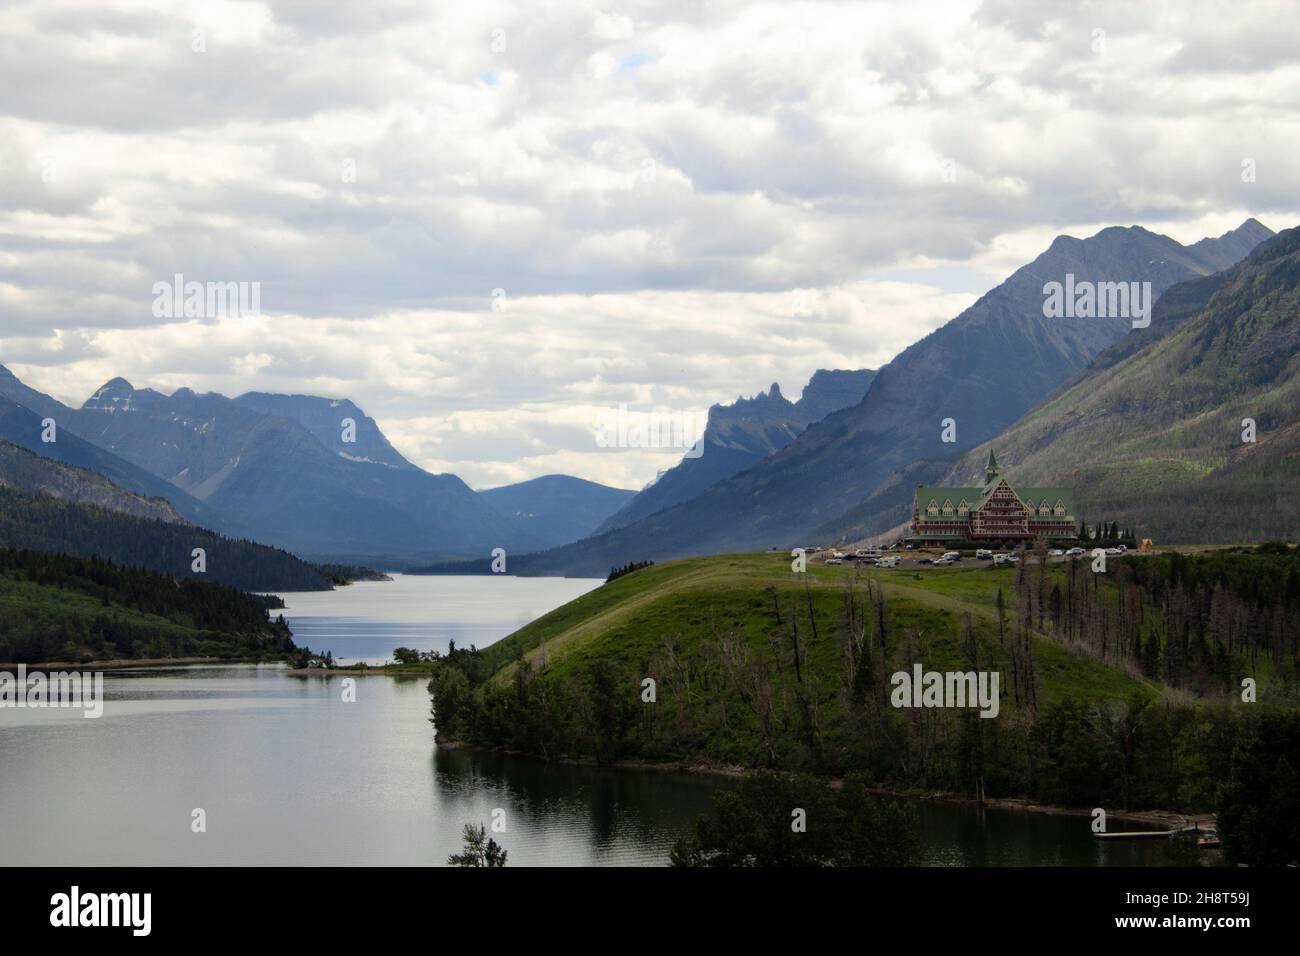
[670, 772, 919, 867]
[1216, 712, 1300, 866]
[429, 665, 472, 739]
[961, 613, 985, 805]
[447, 823, 508, 867]
[585, 658, 633, 763]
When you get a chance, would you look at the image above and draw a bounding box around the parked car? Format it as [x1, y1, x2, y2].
[833, 551, 848, 559]
[918, 557, 933, 565]
[942, 551, 961, 561]
[826, 558, 843, 565]
[1048, 549, 1064, 556]
[876, 556, 901, 569]
[1066, 547, 1085, 557]
[993, 553, 1020, 566]
[976, 549, 993, 560]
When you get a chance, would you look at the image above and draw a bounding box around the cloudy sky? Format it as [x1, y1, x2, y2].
[1, 0, 1297, 489]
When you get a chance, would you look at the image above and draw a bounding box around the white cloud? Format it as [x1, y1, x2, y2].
[6, 278, 969, 487]
[1, 0, 1297, 488]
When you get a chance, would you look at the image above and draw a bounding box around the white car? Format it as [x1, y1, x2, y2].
[993, 553, 1020, 566]
[826, 557, 843, 565]
[933, 557, 953, 566]
[1106, 547, 1123, 556]
[1049, 549, 1064, 557]
[1066, 547, 1085, 557]
[976, 549, 993, 560]
[942, 551, 961, 561]
[833, 551, 848, 559]
[876, 556, 900, 569]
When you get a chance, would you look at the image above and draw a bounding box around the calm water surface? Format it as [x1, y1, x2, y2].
[0, 576, 1175, 866]
[272, 573, 601, 664]
[0, 665, 718, 865]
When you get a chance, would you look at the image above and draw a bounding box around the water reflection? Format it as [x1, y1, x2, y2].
[0, 570, 1200, 868]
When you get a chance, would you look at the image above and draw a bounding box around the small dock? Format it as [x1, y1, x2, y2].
[1093, 830, 1174, 840]
[1094, 824, 1213, 842]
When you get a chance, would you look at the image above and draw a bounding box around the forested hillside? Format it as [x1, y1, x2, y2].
[0, 548, 296, 664]
[427, 549, 1300, 863]
[0, 438, 182, 522]
[0, 484, 332, 591]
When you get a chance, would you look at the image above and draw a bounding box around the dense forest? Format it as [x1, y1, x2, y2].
[0, 547, 296, 664]
[428, 546, 1300, 865]
[0, 484, 333, 591]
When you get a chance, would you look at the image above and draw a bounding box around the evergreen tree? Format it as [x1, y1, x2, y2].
[447, 823, 508, 867]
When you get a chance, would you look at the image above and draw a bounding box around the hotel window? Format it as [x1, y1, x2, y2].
[927, 499, 939, 516]
[942, 499, 954, 516]
[1054, 500, 1066, 516]
[957, 500, 969, 515]
[1039, 500, 1050, 515]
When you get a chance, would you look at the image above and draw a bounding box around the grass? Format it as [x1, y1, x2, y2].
[485, 553, 1152, 708]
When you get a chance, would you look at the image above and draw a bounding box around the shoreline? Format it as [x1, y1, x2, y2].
[282, 665, 433, 676]
[5, 658, 1213, 831]
[2, 658, 434, 676]
[434, 738, 1213, 830]
[0, 655, 278, 671]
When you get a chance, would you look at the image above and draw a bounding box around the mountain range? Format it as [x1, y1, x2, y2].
[0, 394, 224, 529]
[0, 368, 635, 563]
[596, 369, 875, 533]
[912, 224, 1300, 545]
[3, 217, 1285, 579]
[480, 475, 635, 548]
[421, 218, 1276, 576]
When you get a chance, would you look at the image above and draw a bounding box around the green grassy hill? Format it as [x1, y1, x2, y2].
[482, 554, 1145, 707]
[431, 547, 1299, 820]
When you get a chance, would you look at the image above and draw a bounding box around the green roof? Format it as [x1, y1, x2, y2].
[915, 486, 984, 508]
[1017, 487, 1076, 515]
[915, 480, 1074, 516]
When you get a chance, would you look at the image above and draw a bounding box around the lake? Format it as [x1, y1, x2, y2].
[0, 575, 1174, 866]
[270, 572, 602, 664]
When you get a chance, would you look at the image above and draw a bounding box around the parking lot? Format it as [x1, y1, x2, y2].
[812, 546, 1137, 571]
